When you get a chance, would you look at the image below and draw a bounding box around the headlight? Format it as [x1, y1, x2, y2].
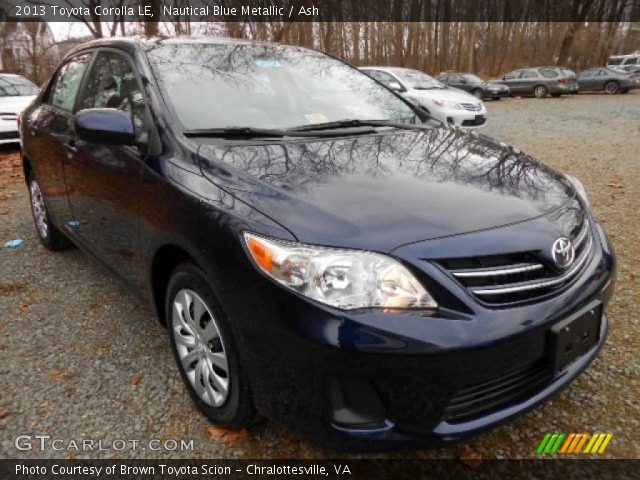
[243, 233, 437, 310]
[432, 99, 462, 110]
[564, 174, 591, 208]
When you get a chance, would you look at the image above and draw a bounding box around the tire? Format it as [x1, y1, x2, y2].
[471, 88, 483, 99]
[166, 262, 256, 429]
[28, 171, 72, 251]
[604, 81, 619, 94]
[492, 97, 501, 101]
[533, 85, 548, 98]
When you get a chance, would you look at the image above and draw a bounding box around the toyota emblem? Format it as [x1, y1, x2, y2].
[551, 237, 575, 269]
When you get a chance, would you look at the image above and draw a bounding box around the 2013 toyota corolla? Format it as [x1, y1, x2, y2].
[20, 38, 615, 451]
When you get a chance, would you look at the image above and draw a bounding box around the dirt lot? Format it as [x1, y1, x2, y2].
[0, 92, 638, 460]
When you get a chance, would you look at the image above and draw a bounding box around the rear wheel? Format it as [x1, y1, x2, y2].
[471, 88, 483, 99]
[604, 81, 619, 94]
[28, 172, 71, 251]
[166, 262, 256, 429]
[533, 85, 548, 98]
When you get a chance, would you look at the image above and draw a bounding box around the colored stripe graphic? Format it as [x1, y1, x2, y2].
[538, 433, 613, 454]
[559, 434, 575, 453]
[536, 433, 551, 454]
[573, 433, 589, 453]
[584, 433, 599, 453]
[597, 433, 613, 453]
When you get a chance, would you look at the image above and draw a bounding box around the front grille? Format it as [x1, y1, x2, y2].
[438, 217, 593, 305]
[460, 102, 482, 111]
[0, 131, 19, 140]
[443, 356, 552, 422]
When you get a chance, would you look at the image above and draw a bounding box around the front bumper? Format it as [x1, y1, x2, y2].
[484, 89, 510, 99]
[222, 218, 615, 451]
[443, 107, 488, 128]
[0, 119, 20, 145]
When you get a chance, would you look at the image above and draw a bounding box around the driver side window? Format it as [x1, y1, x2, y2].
[79, 51, 146, 134]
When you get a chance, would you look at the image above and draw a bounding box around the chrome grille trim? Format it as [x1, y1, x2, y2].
[472, 235, 593, 296]
[460, 102, 482, 111]
[573, 219, 589, 249]
[452, 263, 543, 278]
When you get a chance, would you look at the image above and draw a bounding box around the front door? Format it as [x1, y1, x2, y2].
[64, 50, 150, 291]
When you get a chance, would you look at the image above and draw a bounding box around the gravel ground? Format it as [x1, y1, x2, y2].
[0, 92, 638, 460]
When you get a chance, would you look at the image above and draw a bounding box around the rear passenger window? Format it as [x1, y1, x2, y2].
[540, 69, 559, 78]
[49, 54, 92, 111]
[521, 70, 539, 79]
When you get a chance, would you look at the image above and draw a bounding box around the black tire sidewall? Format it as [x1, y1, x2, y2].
[166, 262, 255, 428]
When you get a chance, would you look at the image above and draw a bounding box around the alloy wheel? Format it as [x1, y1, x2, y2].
[534, 86, 547, 98]
[29, 179, 48, 240]
[172, 289, 230, 407]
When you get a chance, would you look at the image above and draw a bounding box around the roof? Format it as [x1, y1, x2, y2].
[64, 35, 288, 59]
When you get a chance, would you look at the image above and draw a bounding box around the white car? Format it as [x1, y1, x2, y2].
[0, 74, 39, 145]
[360, 66, 488, 127]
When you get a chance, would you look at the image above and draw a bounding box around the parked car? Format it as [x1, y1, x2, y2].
[0, 74, 39, 145]
[21, 38, 615, 451]
[501, 67, 577, 98]
[607, 51, 640, 68]
[360, 66, 488, 127]
[577, 68, 633, 94]
[436, 72, 510, 100]
[609, 65, 640, 88]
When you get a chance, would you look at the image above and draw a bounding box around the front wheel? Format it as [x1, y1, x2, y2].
[166, 262, 256, 429]
[28, 172, 72, 251]
[533, 85, 548, 98]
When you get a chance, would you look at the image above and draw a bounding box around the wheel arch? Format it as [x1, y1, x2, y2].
[22, 154, 32, 185]
[150, 243, 198, 327]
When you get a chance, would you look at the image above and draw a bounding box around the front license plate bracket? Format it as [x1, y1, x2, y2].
[550, 301, 602, 375]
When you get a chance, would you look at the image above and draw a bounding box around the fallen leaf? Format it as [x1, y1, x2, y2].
[459, 445, 483, 469]
[16, 305, 29, 314]
[0, 408, 9, 419]
[131, 375, 143, 386]
[205, 425, 250, 448]
[0, 323, 4, 331]
[607, 182, 623, 188]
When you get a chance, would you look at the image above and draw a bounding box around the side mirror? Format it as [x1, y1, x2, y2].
[387, 81, 404, 92]
[75, 108, 135, 145]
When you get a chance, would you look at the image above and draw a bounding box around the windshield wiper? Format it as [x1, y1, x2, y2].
[287, 119, 428, 132]
[184, 127, 288, 138]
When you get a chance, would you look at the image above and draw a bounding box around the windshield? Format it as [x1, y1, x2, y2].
[392, 69, 445, 89]
[462, 73, 484, 83]
[0, 76, 39, 97]
[608, 56, 624, 65]
[147, 43, 418, 130]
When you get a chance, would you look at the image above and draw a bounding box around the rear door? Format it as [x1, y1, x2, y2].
[65, 49, 153, 291]
[502, 70, 522, 92]
[578, 69, 597, 90]
[22, 53, 93, 228]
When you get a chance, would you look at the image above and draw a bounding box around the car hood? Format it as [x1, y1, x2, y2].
[0, 95, 36, 114]
[197, 127, 576, 252]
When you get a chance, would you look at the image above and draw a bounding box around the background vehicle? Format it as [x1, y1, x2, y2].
[360, 66, 488, 127]
[0, 74, 39, 144]
[607, 51, 640, 67]
[436, 72, 510, 100]
[501, 67, 576, 98]
[577, 68, 633, 94]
